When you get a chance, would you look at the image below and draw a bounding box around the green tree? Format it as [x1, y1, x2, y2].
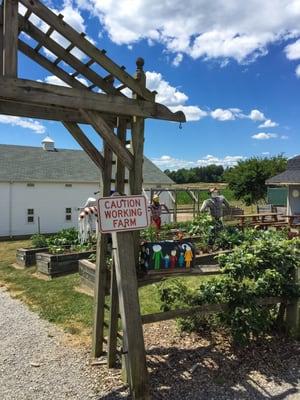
[224, 155, 287, 205]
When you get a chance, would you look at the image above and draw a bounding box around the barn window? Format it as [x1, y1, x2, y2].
[65, 207, 72, 221]
[27, 209, 34, 223]
[27, 183, 35, 187]
[65, 183, 72, 187]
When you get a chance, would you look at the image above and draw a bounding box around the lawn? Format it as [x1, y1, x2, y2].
[0, 240, 212, 341]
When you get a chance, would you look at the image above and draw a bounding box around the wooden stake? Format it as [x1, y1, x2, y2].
[92, 143, 112, 358]
[112, 231, 150, 399]
[3, 0, 18, 77]
[107, 119, 127, 368]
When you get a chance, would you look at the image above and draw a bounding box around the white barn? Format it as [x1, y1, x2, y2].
[0, 139, 174, 238]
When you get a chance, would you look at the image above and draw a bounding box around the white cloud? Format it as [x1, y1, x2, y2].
[285, 39, 300, 60]
[172, 53, 183, 67]
[151, 154, 244, 170]
[211, 108, 236, 121]
[0, 115, 46, 134]
[145, 71, 207, 121]
[281, 135, 289, 139]
[248, 109, 266, 121]
[262, 152, 270, 155]
[76, 0, 300, 64]
[258, 119, 278, 128]
[43, 75, 89, 87]
[296, 64, 300, 77]
[252, 132, 278, 140]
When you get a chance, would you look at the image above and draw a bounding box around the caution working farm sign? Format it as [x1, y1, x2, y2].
[97, 195, 149, 233]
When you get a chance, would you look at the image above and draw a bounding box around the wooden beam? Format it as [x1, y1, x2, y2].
[0, 99, 119, 125]
[0, 77, 186, 122]
[82, 110, 134, 171]
[112, 231, 150, 399]
[0, 23, 3, 76]
[107, 119, 127, 369]
[7, 10, 120, 96]
[92, 144, 113, 358]
[62, 122, 105, 170]
[3, 0, 18, 77]
[18, 39, 86, 90]
[141, 297, 284, 325]
[20, 0, 155, 102]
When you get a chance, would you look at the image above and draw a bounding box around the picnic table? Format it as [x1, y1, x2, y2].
[234, 213, 280, 227]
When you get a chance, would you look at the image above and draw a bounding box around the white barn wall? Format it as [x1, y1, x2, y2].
[288, 185, 300, 215]
[5, 182, 99, 236]
[0, 183, 10, 236]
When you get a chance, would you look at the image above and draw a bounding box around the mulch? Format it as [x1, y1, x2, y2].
[94, 320, 300, 399]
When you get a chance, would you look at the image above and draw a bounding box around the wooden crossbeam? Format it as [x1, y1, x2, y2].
[19, 0, 155, 101]
[0, 77, 185, 122]
[62, 122, 105, 170]
[35, 25, 54, 52]
[3, 0, 19, 77]
[82, 110, 134, 171]
[0, 99, 119, 125]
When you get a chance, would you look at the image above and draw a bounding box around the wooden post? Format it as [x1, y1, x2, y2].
[107, 119, 127, 368]
[174, 189, 177, 222]
[92, 143, 112, 358]
[285, 266, 300, 338]
[0, 24, 3, 76]
[3, 0, 18, 77]
[129, 58, 147, 266]
[112, 231, 150, 399]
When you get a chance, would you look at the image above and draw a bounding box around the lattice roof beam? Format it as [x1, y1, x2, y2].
[19, 0, 156, 101]
[4, 10, 121, 95]
[3, 0, 19, 77]
[18, 39, 86, 90]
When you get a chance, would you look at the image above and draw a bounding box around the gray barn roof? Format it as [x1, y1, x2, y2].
[0, 144, 173, 185]
[266, 155, 300, 185]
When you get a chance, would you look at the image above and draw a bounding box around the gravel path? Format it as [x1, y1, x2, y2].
[1, 287, 299, 400]
[0, 288, 127, 400]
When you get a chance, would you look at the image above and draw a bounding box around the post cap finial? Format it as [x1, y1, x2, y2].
[136, 57, 144, 69]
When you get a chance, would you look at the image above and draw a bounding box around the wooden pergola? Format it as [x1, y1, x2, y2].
[0, 1, 185, 398]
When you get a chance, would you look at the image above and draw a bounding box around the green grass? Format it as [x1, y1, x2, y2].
[0, 240, 215, 340]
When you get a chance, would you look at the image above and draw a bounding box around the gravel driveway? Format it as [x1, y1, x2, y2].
[1, 287, 299, 400]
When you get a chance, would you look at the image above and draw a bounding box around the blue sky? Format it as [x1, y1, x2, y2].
[1, 0, 300, 170]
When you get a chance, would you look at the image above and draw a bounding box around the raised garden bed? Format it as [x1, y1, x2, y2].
[16, 247, 49, 267]
[36, 250, 95, 278]
[78, 259, 110, 295]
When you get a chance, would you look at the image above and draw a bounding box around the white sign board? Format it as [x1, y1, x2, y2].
[97, 195, 149, 233]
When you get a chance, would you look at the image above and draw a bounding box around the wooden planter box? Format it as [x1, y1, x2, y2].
[16, 247, 49, 267]
[195, 249, 232, 266]
[36, 250, 95, 278]
[78, 259, 110, 295]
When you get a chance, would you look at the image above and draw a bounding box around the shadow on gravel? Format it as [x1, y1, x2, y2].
[145, 334, 300, 399]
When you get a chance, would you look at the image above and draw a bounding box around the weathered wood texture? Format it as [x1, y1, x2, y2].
[82, 110, 134, 171]
[36, 250, 95, 278]
[107, 119, 127, 369]
[3, 0, 18, 77]
[19, 0, 155, 101]
[0, 77, 185, 122]
[16, 247, 49, 267]
[141, 297, 286, 325]
[285, 267, 300, 338]
[92, 144, 113, 358]
[112, 231, 150, 399]
[0, 99, 118, 125]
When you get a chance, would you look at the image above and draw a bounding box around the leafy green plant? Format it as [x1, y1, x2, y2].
[159, 232, 300, 345]
[30, 234, 48, 248]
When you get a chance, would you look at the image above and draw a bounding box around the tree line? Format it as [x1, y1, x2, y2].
[164, 155, 287, 205]
[164, 164, 224, 184]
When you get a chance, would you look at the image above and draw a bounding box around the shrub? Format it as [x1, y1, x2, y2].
[159, 232, 300, 344]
